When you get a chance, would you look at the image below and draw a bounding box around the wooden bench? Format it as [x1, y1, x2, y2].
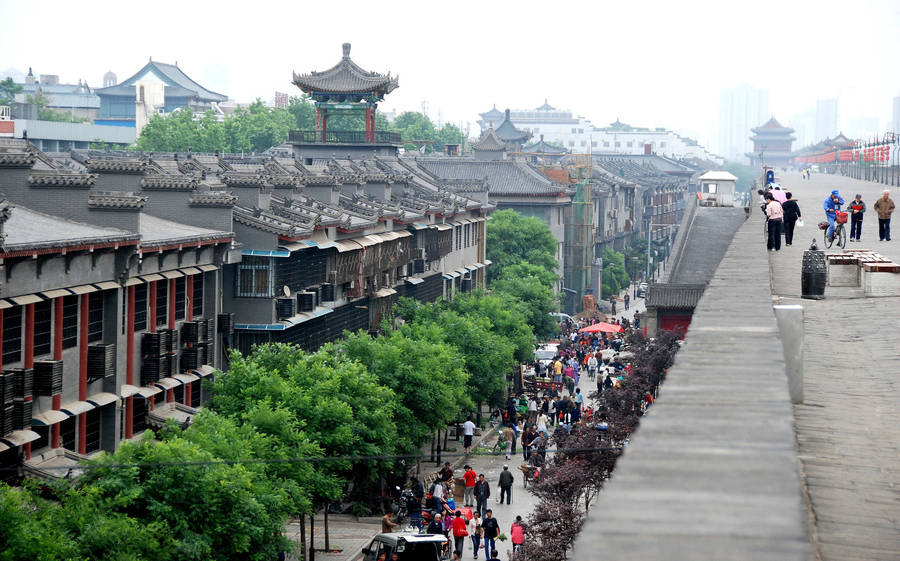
[825, 251, 899, 293]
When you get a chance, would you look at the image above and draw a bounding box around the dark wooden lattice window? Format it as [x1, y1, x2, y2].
[33, 300, 52, 357]
[155, 281, 168, 327]
[192, 274, 204, 318]
[134, 284, 148, 332]
[2, 306, 22, 365]
[62, 295, 79, 350]
[88, 292, 104, 343]
[84, 408, 101, 454]
[60, 416, 76, 451]
[236, 256, 273, 298]
[174, 277, 186, 321]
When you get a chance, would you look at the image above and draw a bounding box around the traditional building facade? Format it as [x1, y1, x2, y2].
[747, 117, 796, 169]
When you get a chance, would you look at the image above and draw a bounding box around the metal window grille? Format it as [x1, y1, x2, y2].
[33, 300, 52, 357]
[62, 295, 79, 349]
[192, 274, 204, 318]
[174, 277, 186, 321]
[236, 256, 273, 298]
[88, 292, 104, 343]
[134, 284, 148, 332]
[2, 306, 22, 365]
[156, 282, 168, 327]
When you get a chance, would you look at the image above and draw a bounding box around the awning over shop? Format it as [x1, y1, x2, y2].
[86, 392, 118, 407]
[40, 289, 72, 299]
[379, 231, 412, 241]
[333, 239, 362, 253]
[123, 277, 142, 287]
[160, 270, 184, 279]
[0, 300, 12, 310]
[355, 235, 379, 248]
[410, 222, 429, 230]
[10, 294, 42, 305]
[179, 267, 201, 276]
[197, 264, 218, 272]
[465, 265, 479, 272]
[119, 384, 141, 398]
[241, 249, 290, 257]
[31, 410, 69, 426]
[434, 223, 452, 231]
[194, 365, 216, 377]
[173, 373, 200, 384]
[93, 281, 120, 290]
[153, 377, 183, 390]
[139, 273, 164, 283]
[133, 385, 163, 398]
[483, 259, 493, 266]
[60, 401, 94, 416]
[375, 288, 397, 298]
[0, 430, 41, 447]
[474, 262, 486, 269]
[405, 277, 425, 285]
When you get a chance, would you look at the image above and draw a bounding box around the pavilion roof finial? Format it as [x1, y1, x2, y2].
[342, 43, 351, 59]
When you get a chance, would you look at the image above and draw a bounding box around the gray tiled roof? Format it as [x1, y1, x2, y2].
[140, 214, 232, 246]
[413, 158, 568, 197]
[646, 284, 705, 309]
[88, 191, 147, 209]
[96, 61, 227, 102]
[473, 127, 506, 151]
[495, 116, 531, 142]
[292, 43, 399, 95]
[2, 201, 138, 251]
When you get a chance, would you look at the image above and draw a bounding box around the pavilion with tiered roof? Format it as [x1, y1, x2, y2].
[291, 43, 400, 148]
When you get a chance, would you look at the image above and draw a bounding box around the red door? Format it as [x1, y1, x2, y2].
[660, 313, 692, 337]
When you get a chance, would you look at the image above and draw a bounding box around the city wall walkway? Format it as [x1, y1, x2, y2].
[770, 172, 900, 561]
[573, 214, 809, 560]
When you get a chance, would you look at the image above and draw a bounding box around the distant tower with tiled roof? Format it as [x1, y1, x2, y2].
[747, 117, 795, 168]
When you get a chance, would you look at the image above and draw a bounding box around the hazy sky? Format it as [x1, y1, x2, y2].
[3, 0, 899, 149]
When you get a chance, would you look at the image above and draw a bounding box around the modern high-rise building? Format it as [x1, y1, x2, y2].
[815, 98, 839, 142]
[718, 85, 770, 162]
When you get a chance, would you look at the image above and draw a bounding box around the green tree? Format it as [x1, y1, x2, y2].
[0, 77, 22, 106]
[224, 100, 293, 153]
[485, 209, 558, 283]
[490, 265, 560, 340]
[443, 291, 534, 363]
[601, 247, 630, 298]
[335, 328, 472, 452]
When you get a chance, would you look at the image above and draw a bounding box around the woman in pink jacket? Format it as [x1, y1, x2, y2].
[510, 515, 526, 553]
[765, 192, 784, 252]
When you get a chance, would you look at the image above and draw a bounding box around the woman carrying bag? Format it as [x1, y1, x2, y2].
[781, 192, 802, 246]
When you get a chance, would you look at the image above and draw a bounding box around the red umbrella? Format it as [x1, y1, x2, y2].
[578, 322, 623, 334]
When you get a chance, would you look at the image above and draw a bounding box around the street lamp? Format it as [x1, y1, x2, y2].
[646, 223, 668, 282]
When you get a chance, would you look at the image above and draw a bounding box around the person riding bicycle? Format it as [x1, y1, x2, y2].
[823, 190, 845, 242]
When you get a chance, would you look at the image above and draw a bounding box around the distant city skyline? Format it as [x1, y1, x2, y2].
[2, 0, 898, 158]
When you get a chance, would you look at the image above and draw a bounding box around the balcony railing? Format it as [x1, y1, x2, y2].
[289, 130, 403, 145]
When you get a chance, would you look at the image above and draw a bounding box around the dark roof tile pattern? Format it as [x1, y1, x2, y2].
[646, 283, 706, 309]
[28, 171, 96, 188]
[292, 43, 399, 95]
[1, 200, 139, 252]
[414, 157, 568, 197]
[473, 127, 507, 152]
[189, 190, 237, 207]
[88, 191, 148, 210]
[85, 158, 147, 174]
[141, 175, 198, 190]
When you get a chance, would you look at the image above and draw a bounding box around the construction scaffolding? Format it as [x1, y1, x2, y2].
[563, 154, 594, 315]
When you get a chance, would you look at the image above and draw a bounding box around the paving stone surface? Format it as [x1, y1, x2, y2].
[770, 172, 900, 561]
[572, 215, 809, 561]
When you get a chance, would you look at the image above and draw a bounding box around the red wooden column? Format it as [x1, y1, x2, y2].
[23, 303, 34, 459]
[51, 298, 64, 449]
[77, 294, 89, 454]
[148, 280, 157, 333]
[365, 106, 372, 142]
[185, 275, 194, 322]
[124, 286, 135, 438]
[0, 309, 3, 370]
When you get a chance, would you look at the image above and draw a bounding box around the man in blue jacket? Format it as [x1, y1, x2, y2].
[824, 190, 844, 241]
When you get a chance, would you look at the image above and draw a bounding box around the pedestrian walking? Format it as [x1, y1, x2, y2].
[481, 510, 500, 557]
[874, 190, 895, 241]
[474, 474, 491, 518]
[463, 416, 476, 455]
[501, 423, 514, 460]
[610, 295, 617, 315]
[468, 511, 483, 559]
[463, 465, 477, 507]
[846, 194, 865, 242]
[382, 510, 398, 533]
[498, 465, 514, 505]
[511, 516, 526, 553]
[781, 192, 802, 246]
[452, 510, 468, 557]
[765, 193, 784, 251]
[624, 292, 630, 310]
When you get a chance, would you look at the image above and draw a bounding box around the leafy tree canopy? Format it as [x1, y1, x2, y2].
[486, 209, 558, 283]
[0, 77, 23, 106]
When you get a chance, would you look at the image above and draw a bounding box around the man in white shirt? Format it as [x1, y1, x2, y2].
[463, 416, 477, 454]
